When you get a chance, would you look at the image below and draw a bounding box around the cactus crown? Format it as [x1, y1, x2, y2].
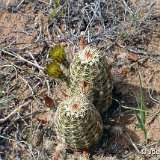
[76, 46, 104, 65]
[57, 94, 94, 119]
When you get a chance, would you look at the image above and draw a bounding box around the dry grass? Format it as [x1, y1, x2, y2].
[0, 0, 160, 159]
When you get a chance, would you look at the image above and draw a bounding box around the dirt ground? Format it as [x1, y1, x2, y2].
[0, 0, 160, 160]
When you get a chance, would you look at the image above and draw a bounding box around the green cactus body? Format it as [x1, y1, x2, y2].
[54, 94, 103, 150]
[69, 46, 113, 114]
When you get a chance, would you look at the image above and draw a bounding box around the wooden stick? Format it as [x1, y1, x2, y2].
[0, 102, 29, 124]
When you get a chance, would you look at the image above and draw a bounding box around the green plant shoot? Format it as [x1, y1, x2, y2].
[134, 72, 147, 139]
[48, 0, 63, 17]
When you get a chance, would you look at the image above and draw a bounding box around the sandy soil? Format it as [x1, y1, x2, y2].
[0, 1, 160, 160]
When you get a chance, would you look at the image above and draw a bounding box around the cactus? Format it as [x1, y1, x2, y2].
[54, 93, 103, 150]
[69, 46, 113, 114]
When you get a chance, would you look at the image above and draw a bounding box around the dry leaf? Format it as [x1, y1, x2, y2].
[126, 53, 139, 62]
[44, 95, 54, 108]
[117, 66, 128, 74]
[37, 114, 48, 124]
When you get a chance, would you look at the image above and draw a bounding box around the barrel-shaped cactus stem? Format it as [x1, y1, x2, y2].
[54, 93, 103, 150]
[69, 45, 113, 114]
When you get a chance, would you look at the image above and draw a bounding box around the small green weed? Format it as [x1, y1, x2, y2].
[121, 72, 147, 140]
[134, 72, 147, 140]
[48, 0, 63, 17]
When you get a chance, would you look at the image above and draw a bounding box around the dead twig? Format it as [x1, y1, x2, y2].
[0, 49, 44, 70]
[16, 0, 25, 10]
[0, 101, 29, 124]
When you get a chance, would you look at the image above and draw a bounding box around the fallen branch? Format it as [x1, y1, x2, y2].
[0, 49, 44, 70]
[0, 101, 29, 124]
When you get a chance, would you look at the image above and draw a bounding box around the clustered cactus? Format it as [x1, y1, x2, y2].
[45, 44, 113, 150]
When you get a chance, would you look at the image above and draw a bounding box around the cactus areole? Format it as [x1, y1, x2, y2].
[54, 94, 103, 150]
